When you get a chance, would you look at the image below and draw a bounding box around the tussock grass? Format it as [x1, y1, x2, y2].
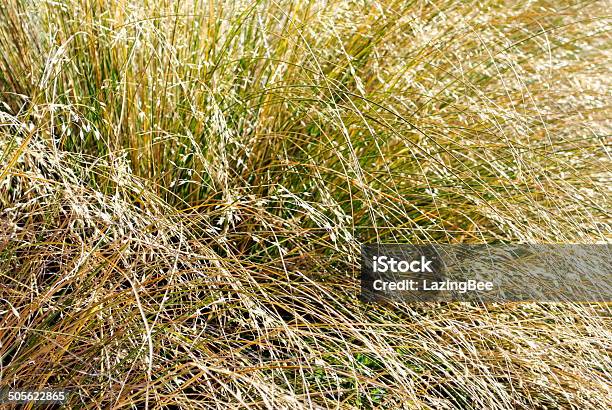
[0, 0, 610, 408]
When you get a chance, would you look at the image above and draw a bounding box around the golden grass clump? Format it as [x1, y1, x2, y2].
[1, 0, 611, 408]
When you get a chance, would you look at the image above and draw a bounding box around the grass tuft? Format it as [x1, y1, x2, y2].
[1, 0, 610, 408]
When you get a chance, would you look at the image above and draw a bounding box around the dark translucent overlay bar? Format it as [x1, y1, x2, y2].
[361, 244, 611, 302]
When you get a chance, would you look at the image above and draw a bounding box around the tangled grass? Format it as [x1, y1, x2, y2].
[0, 0, 610, 408]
